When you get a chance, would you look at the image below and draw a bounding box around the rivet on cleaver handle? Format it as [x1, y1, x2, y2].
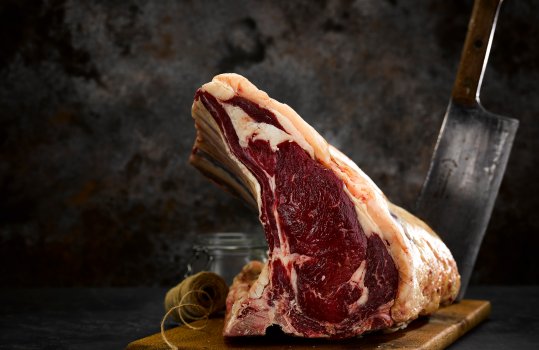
[416, 0, 519, 301]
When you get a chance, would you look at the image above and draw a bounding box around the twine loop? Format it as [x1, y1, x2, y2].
[160, 272, 228, 349]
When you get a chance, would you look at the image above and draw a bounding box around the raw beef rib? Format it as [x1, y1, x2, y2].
[190, 74, 460, 339]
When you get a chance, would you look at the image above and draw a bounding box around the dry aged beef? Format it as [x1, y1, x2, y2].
[190, 74, 460, 339]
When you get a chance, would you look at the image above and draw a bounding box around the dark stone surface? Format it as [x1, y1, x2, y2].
[0, 0, 538, 286]
[0, 286, 537, 349]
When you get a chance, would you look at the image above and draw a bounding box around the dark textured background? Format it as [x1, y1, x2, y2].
[0, 0, 537, 286]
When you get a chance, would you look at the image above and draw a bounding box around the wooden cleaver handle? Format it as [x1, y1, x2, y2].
[452, 0, 503, 106]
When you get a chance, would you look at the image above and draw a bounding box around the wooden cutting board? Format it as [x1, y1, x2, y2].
[127, 299, 490, 350]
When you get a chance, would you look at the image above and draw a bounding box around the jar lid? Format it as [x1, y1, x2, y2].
[194, 232, 267, 250]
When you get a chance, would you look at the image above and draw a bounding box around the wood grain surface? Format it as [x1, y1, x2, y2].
[127, 299, 491, 350]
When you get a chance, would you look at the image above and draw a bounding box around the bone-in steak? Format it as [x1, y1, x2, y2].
[190, 74, 460, 338]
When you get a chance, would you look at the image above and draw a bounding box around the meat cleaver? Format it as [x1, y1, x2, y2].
[416, 0, 518, 300]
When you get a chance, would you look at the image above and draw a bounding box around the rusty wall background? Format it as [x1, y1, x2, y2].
[1, 0, 538, 286]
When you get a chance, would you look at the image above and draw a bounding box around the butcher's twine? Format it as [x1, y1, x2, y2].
[161, 271, 229, 350]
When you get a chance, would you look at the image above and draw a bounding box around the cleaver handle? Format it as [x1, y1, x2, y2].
[452, 0, 503, 106]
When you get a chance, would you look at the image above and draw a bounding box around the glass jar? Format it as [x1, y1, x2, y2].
[184, 232, 268, 285]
